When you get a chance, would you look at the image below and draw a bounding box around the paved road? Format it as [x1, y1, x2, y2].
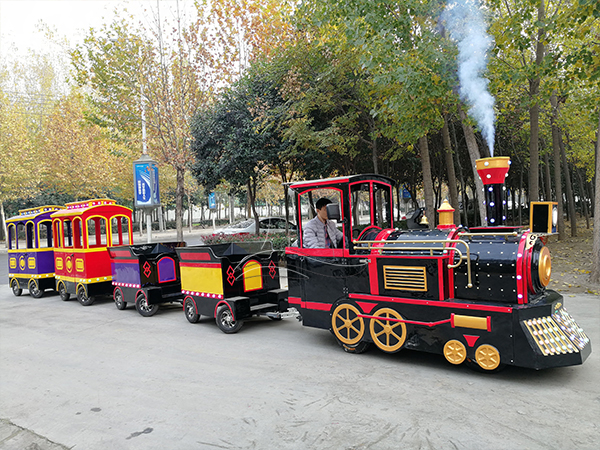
[0, 283, 598, 450]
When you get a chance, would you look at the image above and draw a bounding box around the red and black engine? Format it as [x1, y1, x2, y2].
[286, 159, 591, 371]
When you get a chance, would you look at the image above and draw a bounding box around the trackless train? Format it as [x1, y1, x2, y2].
[5, 157, 592, 372]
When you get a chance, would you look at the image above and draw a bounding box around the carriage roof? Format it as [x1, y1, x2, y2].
[6, 205, 63, 224]
[50, 199, 132, 219]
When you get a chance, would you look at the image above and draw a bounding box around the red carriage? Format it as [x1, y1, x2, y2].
[51, 199, 133, 305]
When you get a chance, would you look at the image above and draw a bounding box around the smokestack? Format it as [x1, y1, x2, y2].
[476, 157, 510, 226]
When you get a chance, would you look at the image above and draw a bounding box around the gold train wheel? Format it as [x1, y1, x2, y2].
[369, 308, 407, 353]
[332, 303, 365, 346]
[443, 340, 467, 365]
[475, 344, 501, 371]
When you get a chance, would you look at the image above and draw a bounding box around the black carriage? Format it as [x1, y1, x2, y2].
[108, 242, 186, 316]
[176, 241, 289, 333]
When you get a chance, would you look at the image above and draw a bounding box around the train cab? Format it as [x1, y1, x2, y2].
[51, 199, 133, 306]
[6, 205, 63, 298]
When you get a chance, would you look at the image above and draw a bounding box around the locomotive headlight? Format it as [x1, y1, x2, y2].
[538, 246, 552, 287]
[530, 240, 552, 293]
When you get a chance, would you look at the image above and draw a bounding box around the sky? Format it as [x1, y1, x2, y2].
[0, 0, 194, 59]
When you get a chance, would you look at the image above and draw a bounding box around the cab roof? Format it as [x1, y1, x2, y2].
[287, 174, 395, 191]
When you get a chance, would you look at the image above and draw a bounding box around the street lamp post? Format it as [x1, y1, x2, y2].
[133, 154, 160, 243]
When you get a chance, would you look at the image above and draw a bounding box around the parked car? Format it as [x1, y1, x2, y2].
[216, 217, 296, 235]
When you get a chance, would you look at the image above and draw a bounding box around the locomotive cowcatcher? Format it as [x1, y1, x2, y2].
[6, 205, 62, 298]
[285, 158, 591, 371]
[176, 241, 289, 333]
[108, 242, 186, 316]
[51, 199, 133, 306]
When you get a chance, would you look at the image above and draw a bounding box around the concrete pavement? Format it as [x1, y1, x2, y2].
[0, 283, 598, 449]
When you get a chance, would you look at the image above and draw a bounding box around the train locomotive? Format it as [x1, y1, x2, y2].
[285, 157, 591, 371]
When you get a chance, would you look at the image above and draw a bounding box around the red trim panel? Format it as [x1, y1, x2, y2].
[288, 296, 331, 311]
[179, 262, 221, 268]
[292, 178, 350, 190]
[285, 247, 345, 258]
[112, 259, 138, 264]
[110, 250, 131, 257]
[464, 335, 480, 347]
[356, 301, 377, 313]
[516, 234, 527, 304]
[179, 252, 211, 261]
[349, 293, 512, 313]
[437, 259, 445, 301]
[369, 258, 379, 295]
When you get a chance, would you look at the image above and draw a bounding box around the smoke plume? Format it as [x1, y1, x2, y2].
[443, 0, 495, 156]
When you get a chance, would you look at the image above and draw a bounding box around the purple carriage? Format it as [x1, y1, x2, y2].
[108, 242, 186, 316]
[6, 205, 63, 298]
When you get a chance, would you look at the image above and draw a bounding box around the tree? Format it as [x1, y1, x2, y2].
[41, 92, 133, 199]
[0, 88, 38, 243]
[191, 74, 288, 235]
[71, 9, 214, 241]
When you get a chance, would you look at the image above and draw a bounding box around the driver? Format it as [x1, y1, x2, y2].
[303, 197, 343, 248]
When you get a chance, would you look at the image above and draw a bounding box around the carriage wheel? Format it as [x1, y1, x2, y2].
[11, 279, 22, 297]
[136, 293, 158, 317]
[475, 344, 501, 371]
[216, 304, 243, 333]
[184, 298, 200, 323]
[369, 308, 407, 353]
[58, 283, 70, 301]
[443, 340, 467, 365]
[331, 303, 365, 346]
[28, 279, 44, 298]
[113, 288, 127, 310]
[77, 285, 95, 306]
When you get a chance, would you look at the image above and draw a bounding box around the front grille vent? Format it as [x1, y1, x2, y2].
[383, 265, 427, 292]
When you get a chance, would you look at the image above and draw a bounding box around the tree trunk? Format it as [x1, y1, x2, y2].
[543, 152, 552, 201]
[442, 114, 461, 224]
[450, 119, 469, 227]
[247, 178, 260, 236]
[0, 199, 6, 247]
[528, 0, 546, 203]
[188, 192, 193, 233]
[575, 167, 590, 229]
[519, 169, 523, 225]
[418, 135, 435, 229]
[560, 131, 577, 237]
[175, 166, 185, 241]
[550, 93, 566, 240]
[458, 105, 486, 226]
[590, 108, 600, 284]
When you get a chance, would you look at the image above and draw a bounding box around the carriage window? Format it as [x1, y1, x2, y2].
[73, 218, 83, 249]
[111, 216, 131, 246]
[299, 188, 343, 248]
[26, 222, 35, 248]
[53, 221, 62, 248]
[350, 182, 393, 235]
[8, 224, 17, 249]
[351, 184, 372, 229]
[17, 223, 27, 249]
[38, 221, 53, 248]
[373, 183, 392, 229]
[87, 217, 107, 247]
[63, 220, 73, 248]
